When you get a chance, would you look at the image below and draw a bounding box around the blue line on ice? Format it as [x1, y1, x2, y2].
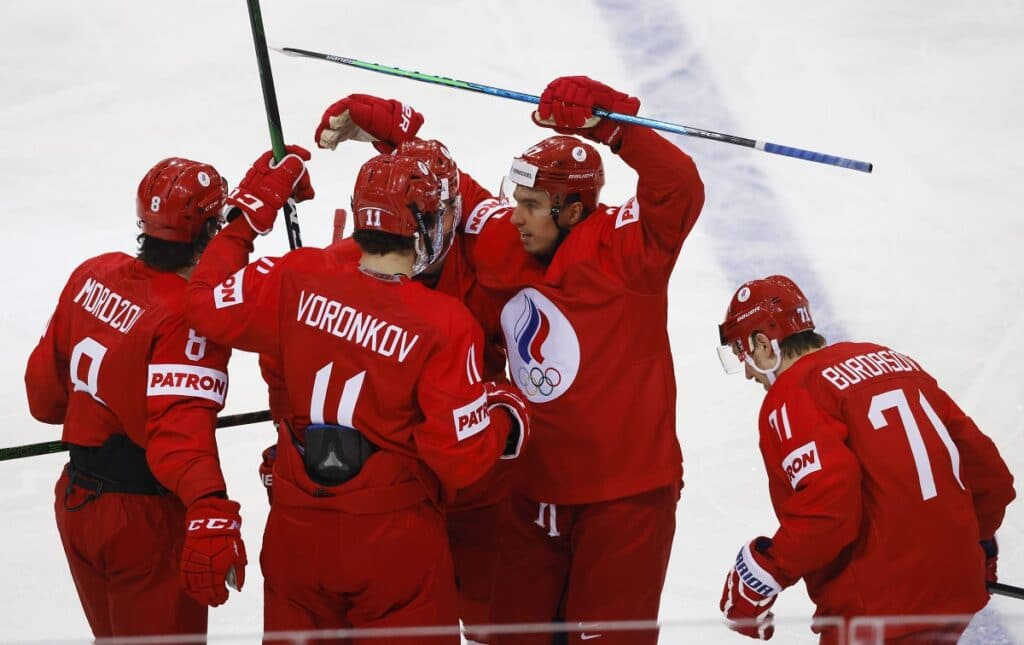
[594, 0, 849, 342]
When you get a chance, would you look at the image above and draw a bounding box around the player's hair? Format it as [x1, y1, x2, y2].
[353, 229, 415, 255]
[779, 329, 827, 359]
[135, 218, 218, 272]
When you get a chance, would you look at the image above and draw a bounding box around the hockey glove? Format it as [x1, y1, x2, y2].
[228, 145, 314, 236]
[532, 76, 641, 150]
[180, 496, 247, 607]
[315, 94, 423, 154]
[483, 381, 530, 459]
[259, 444, 276, 505]
[982, 538, 999, 585]
[720, 538, 784, 640]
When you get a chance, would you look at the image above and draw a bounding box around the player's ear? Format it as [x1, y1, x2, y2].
[751, 332, 772, 355]
[563, 201, 586, 229]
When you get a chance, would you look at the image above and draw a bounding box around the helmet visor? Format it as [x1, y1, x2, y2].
[716, 337, 748, 375]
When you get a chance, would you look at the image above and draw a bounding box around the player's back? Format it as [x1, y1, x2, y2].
[269, 253, 494, 509]
[27, 252, 195, 448]
[779, 341, 992, 618]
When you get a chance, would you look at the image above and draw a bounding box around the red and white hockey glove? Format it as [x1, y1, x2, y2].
[532, 76, 641, 150]
[259, 444, 276, 505]
[982, 538, 999, 585]
[720, 538, 784, 640]
[228, 145, 314, 236]
[315, 94, 423, 154]
[483, 381, 530, 459]
[180, 496, 247, 607]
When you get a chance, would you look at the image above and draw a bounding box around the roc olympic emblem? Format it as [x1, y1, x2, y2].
[501, 288, 579, 403]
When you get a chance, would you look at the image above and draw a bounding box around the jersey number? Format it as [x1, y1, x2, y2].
[867, 388, 965, 500]
[310, 362, 366, 426]
[69, 337, 107, 405]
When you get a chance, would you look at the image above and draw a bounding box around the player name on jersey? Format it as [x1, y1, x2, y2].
[72, 277, 144, 334]
[297, 290, 421, 363]
[820, 349, 921, 391]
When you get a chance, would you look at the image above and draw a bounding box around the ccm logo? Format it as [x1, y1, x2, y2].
[188, 518, 240, 531]
[453, 393, 490, 441]
[781, 441, 821, 489]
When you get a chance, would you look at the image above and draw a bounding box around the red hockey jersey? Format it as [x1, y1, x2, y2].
[469, 126, 705, 503]
[185, 220, 513, 508]
[25, 253, 231, 506]
[757, 341, 1015, 624]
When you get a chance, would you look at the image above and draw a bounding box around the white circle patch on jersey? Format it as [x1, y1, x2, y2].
[501, 287, 580, 403]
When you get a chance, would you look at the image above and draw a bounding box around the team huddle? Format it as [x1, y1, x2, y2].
[24, 75, 1015, 644]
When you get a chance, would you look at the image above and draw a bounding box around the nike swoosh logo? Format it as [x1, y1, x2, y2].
[580, 634, 603, 641]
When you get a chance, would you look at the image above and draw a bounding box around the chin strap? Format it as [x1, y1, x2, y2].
[744, 338, 782, 385]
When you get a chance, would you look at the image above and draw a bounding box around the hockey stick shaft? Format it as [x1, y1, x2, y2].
[245, 0, 302, 249]
[0, 410, 272, 462]
[274, 46, 873, 174]
[989, 581, 1024, 600]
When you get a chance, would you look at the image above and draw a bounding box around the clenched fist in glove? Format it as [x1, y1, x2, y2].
[720, 538, 786, 640]
[180, 496, 247, 607]
[483, 381, 530, 459]
[315, 94, 423, 154]
[229, 145, 314, 236]
[533, 76, 641, 150]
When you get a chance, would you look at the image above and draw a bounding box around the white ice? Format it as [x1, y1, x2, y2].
[1, 0, 1022, 642]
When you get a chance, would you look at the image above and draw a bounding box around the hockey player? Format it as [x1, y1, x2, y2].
[458, 76, 705, 644]
[24, 158, 247, 638]
[185, 149, 529, 640]
[716, 275, 1015, 644]
[313, 95, 526, 636]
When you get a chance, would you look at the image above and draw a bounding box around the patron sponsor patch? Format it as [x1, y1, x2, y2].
[147, 363, 228, 404]
[781, 441, 821, 489]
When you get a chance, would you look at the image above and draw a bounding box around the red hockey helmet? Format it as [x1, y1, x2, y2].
[396, 139, 460, 202]
[396, 139, 462, 265]
[507, 135, 604, 214]
[136, 157, 226, 243]
[351, 154, 447, 275]
[717, 275, 815, 374]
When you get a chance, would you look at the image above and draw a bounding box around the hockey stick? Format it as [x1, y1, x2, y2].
[0, 410, 272, 463]
[245, 0, 302, 249]
[272, 46, 873, 174]
[989, 582, 1024, 600]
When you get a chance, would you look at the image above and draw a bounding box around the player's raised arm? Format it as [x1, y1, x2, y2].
[532, 75, 705, 287]
[185, 147, 313, 353]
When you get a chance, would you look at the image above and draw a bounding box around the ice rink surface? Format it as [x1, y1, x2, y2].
[1, 0, 1022, 641]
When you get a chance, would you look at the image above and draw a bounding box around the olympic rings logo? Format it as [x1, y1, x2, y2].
[517, 365, 563, 397]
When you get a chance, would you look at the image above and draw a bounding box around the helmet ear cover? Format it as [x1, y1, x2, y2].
[136, 157, 226, 243]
